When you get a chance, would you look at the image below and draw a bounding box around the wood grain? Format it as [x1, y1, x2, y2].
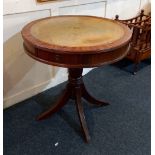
[21, 15, 132, 143]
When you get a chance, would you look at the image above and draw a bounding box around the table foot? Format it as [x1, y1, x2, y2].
[82, 84, 109, 106]
[36, 89, 70, 121]
[36, 68, 109, 142]
[75, 87, 91, 143]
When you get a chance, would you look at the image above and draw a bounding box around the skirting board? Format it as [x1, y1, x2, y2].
[3, 68, 93, 109]
[3, 79, 64, 109]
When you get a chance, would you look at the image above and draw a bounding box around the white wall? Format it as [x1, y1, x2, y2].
[3, 0, 151, 108]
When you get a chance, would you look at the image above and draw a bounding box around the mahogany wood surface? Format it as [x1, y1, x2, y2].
[22, 15, 132, 68]
[21, 15, 132, 142]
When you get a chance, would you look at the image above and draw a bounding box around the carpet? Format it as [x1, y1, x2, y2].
[4, 63, 151, 155]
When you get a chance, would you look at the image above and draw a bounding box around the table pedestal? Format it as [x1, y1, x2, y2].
[37, 68, 109, 142]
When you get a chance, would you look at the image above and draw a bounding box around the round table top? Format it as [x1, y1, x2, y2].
[22, 15, 131, 54]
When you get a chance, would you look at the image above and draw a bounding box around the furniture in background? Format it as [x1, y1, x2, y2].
[115, 10, 151, 74]
[22, 15, 131, 142]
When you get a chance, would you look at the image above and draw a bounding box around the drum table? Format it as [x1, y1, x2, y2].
[22, 15, 132, 143]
